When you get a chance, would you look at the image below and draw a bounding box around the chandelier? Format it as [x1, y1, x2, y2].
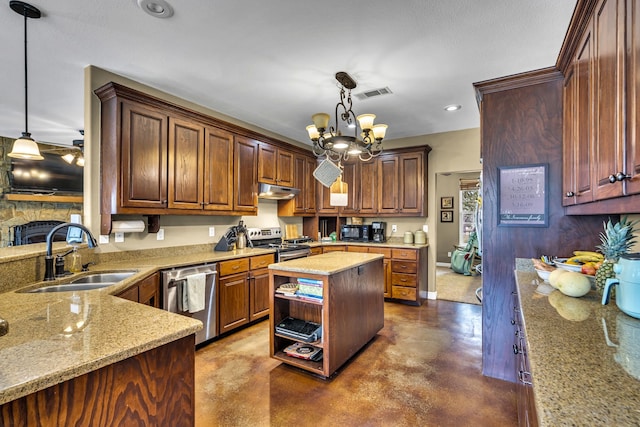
[306, 72, 388, 163]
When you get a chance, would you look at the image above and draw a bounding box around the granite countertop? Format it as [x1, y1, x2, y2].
[309, 238, 428, 249]
[515, 269, 640, 426]
[269, 252, 384, 275]
[0, 246, 276, 406]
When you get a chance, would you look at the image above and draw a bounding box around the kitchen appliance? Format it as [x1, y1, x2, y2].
[340, 224, 371, 242]
[602, 253, 640, 319]
[248, 227, 311, 262]
[257, 183, 300, 200]
[371, 221, 386, 243]
[161, 263, 217, 346]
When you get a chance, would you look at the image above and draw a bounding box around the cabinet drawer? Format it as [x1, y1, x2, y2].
[310, 247, 323, 256]
[391, 273, 417, 287]
[391, 286, 418, 301]
[219, 258, 250, 276]
[368, 247, 392, 258]
[392, 249, 417, 260]
[250, 254, 275, 270]
[391, 260, 417, 274]
[347, 246, 370, 253]
[323, 245, 346, 253]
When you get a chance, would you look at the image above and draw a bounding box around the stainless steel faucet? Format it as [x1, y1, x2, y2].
[44, 223, 98, 281]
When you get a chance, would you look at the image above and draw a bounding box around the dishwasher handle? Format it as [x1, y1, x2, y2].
[163, 263, 217, 282]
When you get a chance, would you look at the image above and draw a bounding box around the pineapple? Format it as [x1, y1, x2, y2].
[595, 216, 638, 295]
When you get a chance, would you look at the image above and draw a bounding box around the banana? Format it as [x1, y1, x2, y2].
[566, 254, 603, 264]
[572, 251, 604, 259]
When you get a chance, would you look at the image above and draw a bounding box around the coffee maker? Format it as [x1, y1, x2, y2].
[371, 221, 387, 243]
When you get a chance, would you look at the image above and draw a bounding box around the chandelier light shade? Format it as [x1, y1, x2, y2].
[306, 72, 388, 163]
[8, 1, 43, 160]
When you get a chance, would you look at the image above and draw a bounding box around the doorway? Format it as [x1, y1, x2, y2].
[435, 171, 481, 304]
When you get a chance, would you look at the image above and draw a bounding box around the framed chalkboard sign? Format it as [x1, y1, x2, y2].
[497, 163, 548, 227]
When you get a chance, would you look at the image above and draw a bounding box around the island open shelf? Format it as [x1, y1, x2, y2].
[269, 252, 384, 378]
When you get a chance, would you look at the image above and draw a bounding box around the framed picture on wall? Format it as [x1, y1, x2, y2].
[497, 163, 548, 227]
[441, 210, 453, 222]
[441, 197, 453, 209]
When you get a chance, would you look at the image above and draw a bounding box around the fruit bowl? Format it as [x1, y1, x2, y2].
[555, 259, 582, 273]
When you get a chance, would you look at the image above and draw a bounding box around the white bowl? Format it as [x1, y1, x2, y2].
[555, 259, 582, 273]
[535, 269, 552, 282]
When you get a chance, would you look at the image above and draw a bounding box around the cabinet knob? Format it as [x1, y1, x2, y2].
[608, 172, 631, 183]
[513, 344, 520, 354]
[565, 191, 575, 197]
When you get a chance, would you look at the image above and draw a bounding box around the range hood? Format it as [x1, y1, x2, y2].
[258, 183, 300, 200]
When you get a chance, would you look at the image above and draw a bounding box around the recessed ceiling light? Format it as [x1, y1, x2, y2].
[444, 104, 462, 112]
[137, 0, 174, 18]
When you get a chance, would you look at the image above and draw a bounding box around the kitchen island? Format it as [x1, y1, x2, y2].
[515, 264, 640, 426]
[269, 252, 384, 378]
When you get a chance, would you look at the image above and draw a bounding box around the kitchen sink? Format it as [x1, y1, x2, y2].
[21, 270, 138, 293]
[68, 271, 137, 284]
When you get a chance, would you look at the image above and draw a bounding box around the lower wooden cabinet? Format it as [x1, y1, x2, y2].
[219, 254, 274, 334]
[390, 248, 425, 304]
[513, 291, 538, 426]
[116, 273, 159, 308]
[0, 335, 195, 426]
[348, 246, 393, 297]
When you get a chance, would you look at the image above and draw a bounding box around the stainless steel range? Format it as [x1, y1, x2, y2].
[247, 227, 311, 262]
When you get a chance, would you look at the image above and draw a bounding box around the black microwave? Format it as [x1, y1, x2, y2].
[340, 225, 371, 242]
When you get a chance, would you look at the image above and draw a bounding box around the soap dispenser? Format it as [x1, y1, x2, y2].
[69, 247, 82, 273]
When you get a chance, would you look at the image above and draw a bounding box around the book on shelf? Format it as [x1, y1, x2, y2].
[298, 284, 323, 297]
[283, 342, 323, 361]
[296, 293, 323, 303]
[297, 277, 323, 286]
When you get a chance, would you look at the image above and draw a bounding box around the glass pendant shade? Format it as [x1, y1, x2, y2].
[75, 156, 85, 167]
[62, 153, 75, 164]
[372, 124, 388, 140]
[8, 133, 43, 159]
[356, 114, 376, 130]
[306, 124, 320, 140]
[312, 113, 330, 130]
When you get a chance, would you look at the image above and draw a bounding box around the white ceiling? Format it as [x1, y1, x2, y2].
[0, 0, 577, 148]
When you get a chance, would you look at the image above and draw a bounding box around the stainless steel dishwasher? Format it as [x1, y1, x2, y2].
[161, 263, 217, 346]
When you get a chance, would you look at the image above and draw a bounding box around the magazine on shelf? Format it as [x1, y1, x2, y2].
[297, 278, 323, 286]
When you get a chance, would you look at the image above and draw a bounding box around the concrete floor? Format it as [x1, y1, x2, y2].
[194, 300, 517, 427]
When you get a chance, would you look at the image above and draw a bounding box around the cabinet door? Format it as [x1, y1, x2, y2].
[593, 0, 625, 201]
[138, 273, 160, 308]
[168, 117, 204, 210]
[398, 152, 425, 215]
[303, 155, 317, 213]
[316, 180, 339, 214]
[116, 285, 139, 303]
[250, 267, 270, 321]
[575, 25, 596, 203]
[563, 65, 578, 206]
[121, 101, 168, 208]
[204, 127, 234, 211]
[276, 149, 294, 187]
[257, 143, 277, 184]
[340, 161, 360, 215]
[218, 272, 250, 334]
[626, 0, 640, 195]
[359, 160, 378, 214]
[377, 155, 399, 214]
[234, 136, 258, 214]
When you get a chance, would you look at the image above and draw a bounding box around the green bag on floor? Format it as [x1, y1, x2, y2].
[450, 232, 478, 276]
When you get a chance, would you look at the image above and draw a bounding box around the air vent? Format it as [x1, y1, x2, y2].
[354, 87, 392, 100]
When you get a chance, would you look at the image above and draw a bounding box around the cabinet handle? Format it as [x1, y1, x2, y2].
[513, 344, 520, 355]
[608, 172, 631, 183]
[565, 191, 575, 197]
[518, 370, 533, 385]
[511, 319, 516, 325]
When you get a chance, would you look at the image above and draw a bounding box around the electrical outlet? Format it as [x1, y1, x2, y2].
[115, 232, 124, 243]
[423, 224, 429, 233]
[448, 251, 452, 257]
[157, 228, 165, 240]
[209, 226, 216, 237]
[391, 224, 398, 233]
[99, 235, 109, 244]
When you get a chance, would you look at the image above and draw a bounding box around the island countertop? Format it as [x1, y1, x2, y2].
[515, 268, 640, 426]
[269, 252, 384, 275]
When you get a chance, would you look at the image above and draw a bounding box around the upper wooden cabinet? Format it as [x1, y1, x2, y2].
[204, 127, 235, 211]
[234, 136, 259, 214]
[378, 149, 428, 216]
[340, 159, 378, 215]
[278, 153, 317, 216]
[120, 101, 168, 210]
[168, 117, 205, 210]
[563, 0, 640, 213]
[257, 142, 294, 187]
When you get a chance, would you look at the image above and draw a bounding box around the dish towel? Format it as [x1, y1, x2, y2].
[182, 273, 206, 313]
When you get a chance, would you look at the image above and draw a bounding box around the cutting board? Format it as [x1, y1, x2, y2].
[285, 224, 299, 240]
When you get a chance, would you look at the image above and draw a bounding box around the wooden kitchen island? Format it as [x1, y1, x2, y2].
[268, 252, 384, 378]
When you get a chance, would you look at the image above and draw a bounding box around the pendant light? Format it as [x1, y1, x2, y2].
[8, 1, 43, 160]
